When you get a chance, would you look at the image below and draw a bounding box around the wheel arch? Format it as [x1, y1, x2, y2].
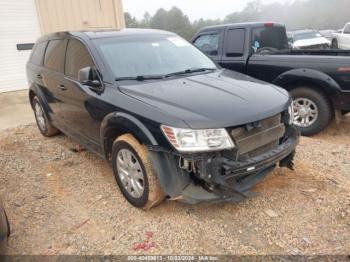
[100, 112, 158, 160]
[272, 68, 342, 109]
[28, 86, 54, 121]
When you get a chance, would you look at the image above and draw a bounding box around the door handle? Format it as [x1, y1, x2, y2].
[57, 84, 67, 91]
[36, 74, 42, 79]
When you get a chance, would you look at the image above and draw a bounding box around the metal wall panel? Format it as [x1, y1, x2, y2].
[35, 0, 125, 34]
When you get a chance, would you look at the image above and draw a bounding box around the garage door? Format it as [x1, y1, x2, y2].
[0, 0, 41, 93]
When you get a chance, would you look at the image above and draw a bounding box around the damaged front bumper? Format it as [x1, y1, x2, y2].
[149, 125, 299, 204]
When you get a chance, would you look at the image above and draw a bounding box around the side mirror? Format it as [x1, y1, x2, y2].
[78, 67, 103, 91]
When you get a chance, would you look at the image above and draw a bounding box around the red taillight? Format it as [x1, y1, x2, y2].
[264, 22, 274, 27]
[338, 67, 350, 72]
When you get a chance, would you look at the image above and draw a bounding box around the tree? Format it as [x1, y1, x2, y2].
[124, 12, 139, 28]
[125, 0, 350, 39]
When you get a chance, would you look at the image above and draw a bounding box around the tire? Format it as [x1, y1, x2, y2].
[32, 96, 60, 137]
[331, 39, 338, 49]
[290, 87, 333, 136]
[4, 210, 10, 237]
[111, 134, 165, 209]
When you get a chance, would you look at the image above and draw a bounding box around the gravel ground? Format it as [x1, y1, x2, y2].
[0, 115, 349, 255]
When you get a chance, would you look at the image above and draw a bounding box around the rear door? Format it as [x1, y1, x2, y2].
[26, 40, 47, 95]
[41, 39, 67, 125]
[219, 27, 247, 73]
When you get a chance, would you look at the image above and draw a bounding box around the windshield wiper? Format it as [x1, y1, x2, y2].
[115, 68, 217, 82]
[115, 75, 164, 81]
[164, 67, 217, 78]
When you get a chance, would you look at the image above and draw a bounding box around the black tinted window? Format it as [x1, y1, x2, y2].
[193, 33, 219, 56]
[30, 41, 47, 65]
[225, 29, 245, 57]
[44, 40, 66, 72]
[65, 39, 94, 79]
[251, 26, 289, 52]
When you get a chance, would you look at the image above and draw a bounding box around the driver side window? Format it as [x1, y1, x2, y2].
[65, 39, 94, 79]
[193, 33, 219, 56]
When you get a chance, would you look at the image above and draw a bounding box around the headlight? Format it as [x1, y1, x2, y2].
[288, 102, 294, 125]
[161, 125, 235, 152]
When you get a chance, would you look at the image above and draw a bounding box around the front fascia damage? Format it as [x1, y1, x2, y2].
[148, 120, 300, 204]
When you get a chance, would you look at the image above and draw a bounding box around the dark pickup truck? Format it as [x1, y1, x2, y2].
[192, 22, 350, 135]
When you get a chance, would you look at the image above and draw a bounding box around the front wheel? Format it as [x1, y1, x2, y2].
[331, 39, 338, 49]
[290, 87, 333, 136]
[111, 134, 165, 209]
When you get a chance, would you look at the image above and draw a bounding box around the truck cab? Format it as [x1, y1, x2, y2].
[333, 23, 350, 49]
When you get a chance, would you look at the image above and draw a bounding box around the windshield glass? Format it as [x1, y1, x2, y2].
[293, 31, 322, 41]
[94, 35, 217, 78]
[251, 26, 289, 52]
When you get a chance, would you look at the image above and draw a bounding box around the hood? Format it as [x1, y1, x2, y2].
[293, 37, 331, 48]
[119, 70, 290, 129]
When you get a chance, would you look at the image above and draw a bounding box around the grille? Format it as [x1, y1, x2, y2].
[302, 44, 329, 50]
[229, 114, 285, 159]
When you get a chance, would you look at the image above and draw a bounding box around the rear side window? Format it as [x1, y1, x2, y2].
[30, 41, 47, 65]
[251, 26, 288, 52]
[193, 33, 219, 56]
[225, 29, 245, 57]
[44, 40, 67, 72]
[65, 39, 94, 79]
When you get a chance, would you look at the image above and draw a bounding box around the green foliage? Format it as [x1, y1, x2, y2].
[124, 0, 350, 39]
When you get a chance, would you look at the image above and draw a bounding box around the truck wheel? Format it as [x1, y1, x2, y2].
[331, 39, 338, 49]
[290, 87, 333, 136]
[111, 134, 165, 209]
[32, 96, 60, 137]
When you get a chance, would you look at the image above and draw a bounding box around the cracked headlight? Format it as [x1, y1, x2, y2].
[288, 102, 295, 125]
[161, 125, 235, 152]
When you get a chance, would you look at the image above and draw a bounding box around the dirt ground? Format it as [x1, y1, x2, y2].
[0, 115, 349, 255]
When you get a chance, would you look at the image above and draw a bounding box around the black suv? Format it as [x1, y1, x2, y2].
[27, 29, 299, 209]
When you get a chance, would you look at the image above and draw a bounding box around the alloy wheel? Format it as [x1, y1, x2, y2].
[116, 149, 145, 198]
[34, 102, 46, 131]
[293, 98, 318, 127]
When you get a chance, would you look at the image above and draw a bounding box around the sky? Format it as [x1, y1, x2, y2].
[123, 0, 290, 21]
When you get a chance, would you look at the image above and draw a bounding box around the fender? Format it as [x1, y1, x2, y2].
[272, 68, 342, 106]
[100, 112, 158, 159]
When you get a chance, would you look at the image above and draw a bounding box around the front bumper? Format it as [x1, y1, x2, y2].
[149, 125, 299, 204]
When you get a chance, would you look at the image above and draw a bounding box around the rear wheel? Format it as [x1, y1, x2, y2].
[331, 39, 338, 49]
[32, 96, 60, 137]
[111, 134, 165, 209]
[290, 87, 333, 136]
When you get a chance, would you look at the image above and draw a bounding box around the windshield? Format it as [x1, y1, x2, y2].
[94, 35, 217, 79]
[251, 26, 289, 52]
[293, 31, 322, 41]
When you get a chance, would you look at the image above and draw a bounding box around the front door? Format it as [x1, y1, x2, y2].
[339, 24, 350, 49]
[59, 38, 103, 152]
